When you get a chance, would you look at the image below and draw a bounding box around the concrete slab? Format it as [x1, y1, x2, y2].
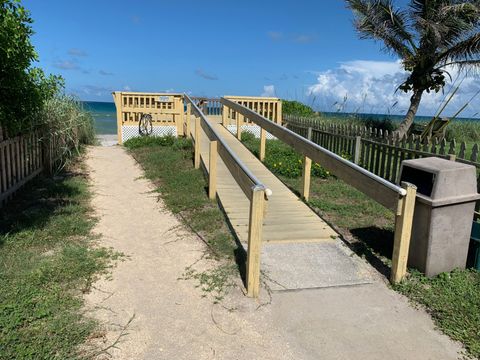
[262, 241, 374, 291]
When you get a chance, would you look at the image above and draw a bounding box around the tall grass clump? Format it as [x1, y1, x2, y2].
[38, 95, 96, 171]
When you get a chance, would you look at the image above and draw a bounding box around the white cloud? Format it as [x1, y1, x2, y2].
[307, 60, 480, 117]
[262, 85, 276, 97]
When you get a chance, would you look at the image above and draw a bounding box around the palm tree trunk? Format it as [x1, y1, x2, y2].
[394, 90, 423, 139]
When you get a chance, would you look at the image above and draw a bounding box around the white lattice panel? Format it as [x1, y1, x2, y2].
[226, 125, 276, 139]
[121, 125, 177, 143]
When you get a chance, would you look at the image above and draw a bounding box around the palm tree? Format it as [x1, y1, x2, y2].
[346, 0, 480, 138]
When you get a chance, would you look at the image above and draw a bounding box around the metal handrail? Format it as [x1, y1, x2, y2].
[221, 97, 406, 210]
[184, 94, 270, 198]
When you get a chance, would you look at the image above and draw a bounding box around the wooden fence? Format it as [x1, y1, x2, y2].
[284, 114, 480, 184]
[221, 98, 417, 284]
[0, 127, 75, 207]
[1, 131, 43, 206]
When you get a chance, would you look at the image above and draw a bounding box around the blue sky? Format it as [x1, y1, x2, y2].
[24, 0, 479, 117]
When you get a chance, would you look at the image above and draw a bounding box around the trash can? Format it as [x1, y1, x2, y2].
[399, 157, 480, 276]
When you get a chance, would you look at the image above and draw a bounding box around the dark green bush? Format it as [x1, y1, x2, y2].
[0, 0, 62, 135]
[282, 100, 315, 117]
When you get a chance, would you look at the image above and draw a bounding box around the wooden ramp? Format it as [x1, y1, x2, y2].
[195, 116, 373, 291]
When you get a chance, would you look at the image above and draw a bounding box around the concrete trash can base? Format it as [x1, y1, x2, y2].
[399, 157, 480, 277]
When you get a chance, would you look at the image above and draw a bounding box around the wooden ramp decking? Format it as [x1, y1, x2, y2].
[195, 116, 373, 291]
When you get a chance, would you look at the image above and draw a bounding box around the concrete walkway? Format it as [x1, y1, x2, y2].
[85, 144, 463, 360]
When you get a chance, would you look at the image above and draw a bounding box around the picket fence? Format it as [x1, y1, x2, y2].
[283, 114, 480, 184]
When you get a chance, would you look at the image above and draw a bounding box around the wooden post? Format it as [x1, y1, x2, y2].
[222, 105, 228, 126]
[186, 103, 191, 139]
[259, 128, 266, 162]
[390, 182, 417, 284]
[276, 101, 282, 124]
[354, 136, 362, 164]
[194, 116, 201, 169]
[208, 141, 217, 200]
[246, 186, 266, 298]
[307, 127, 313, 141]
[301, 156, 312, 201]
[176, 97, 184, 137]
[113, 92, 123, 144]
[449, 154, 456, 161]
[237, 113, 243, 140]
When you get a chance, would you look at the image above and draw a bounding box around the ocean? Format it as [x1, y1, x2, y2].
[83, 101, 117, 135]
[83, 101, 479, 135]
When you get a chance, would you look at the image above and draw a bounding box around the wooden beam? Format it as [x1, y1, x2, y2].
[390, 182, 417, 284]
[301, 156, 312, 201]
[259, 128, 266, 162]
[237, 113, 243, 140]
[209, 141, 217, 200]
[246, 186, 265, 298]
[113, 92, 123, 144]
[194, 116, 201, 169]
[186, 103, 191, 139]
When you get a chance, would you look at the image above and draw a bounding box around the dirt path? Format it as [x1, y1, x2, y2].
[85, 144, 463, 360]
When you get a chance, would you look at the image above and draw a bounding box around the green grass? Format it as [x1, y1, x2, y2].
[124, 136, 241, 301]
[395, 270, 480, 359]
[0, 159, 118, 359]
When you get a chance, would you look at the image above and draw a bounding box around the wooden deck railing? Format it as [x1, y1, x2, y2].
[184, 94, 271, 297]
[221, 97, 417, 284]
[222, 96, 282, 131]
[112, 92, 185, 144]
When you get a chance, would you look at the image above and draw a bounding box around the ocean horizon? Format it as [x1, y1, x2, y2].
[83, 100, 480, 135]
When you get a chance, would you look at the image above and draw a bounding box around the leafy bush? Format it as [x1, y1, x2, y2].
[241, 132, 329, 178]
[0, 0, 62, 135]
[282, 100, 315, 117]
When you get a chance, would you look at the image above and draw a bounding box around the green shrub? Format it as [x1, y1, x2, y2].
[282, 100, 315, 117]
[241, 131, 329, 178]
[0, 0, 62, 135]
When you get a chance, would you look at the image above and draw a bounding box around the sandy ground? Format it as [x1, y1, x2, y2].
[84, 144, 464, 360]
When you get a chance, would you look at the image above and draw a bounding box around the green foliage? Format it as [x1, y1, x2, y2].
[241, 131, 329, 178]
[0, 0, 63, 135]
[395, 269, 480, 359]
[282, 100, 315, 117]
[0, 163, 117, 359]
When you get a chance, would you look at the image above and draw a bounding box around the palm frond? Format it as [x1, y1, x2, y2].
[439, 33, 480, 60]
[346, 0, 416, 58]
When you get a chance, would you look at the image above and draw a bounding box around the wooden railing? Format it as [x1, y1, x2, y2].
[184, 94, 271, 297]
[221, 97, 417, 284]
[284, 115, 480, 184]
[112, 92, 185, 144]
[222, 96, 282, 129]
